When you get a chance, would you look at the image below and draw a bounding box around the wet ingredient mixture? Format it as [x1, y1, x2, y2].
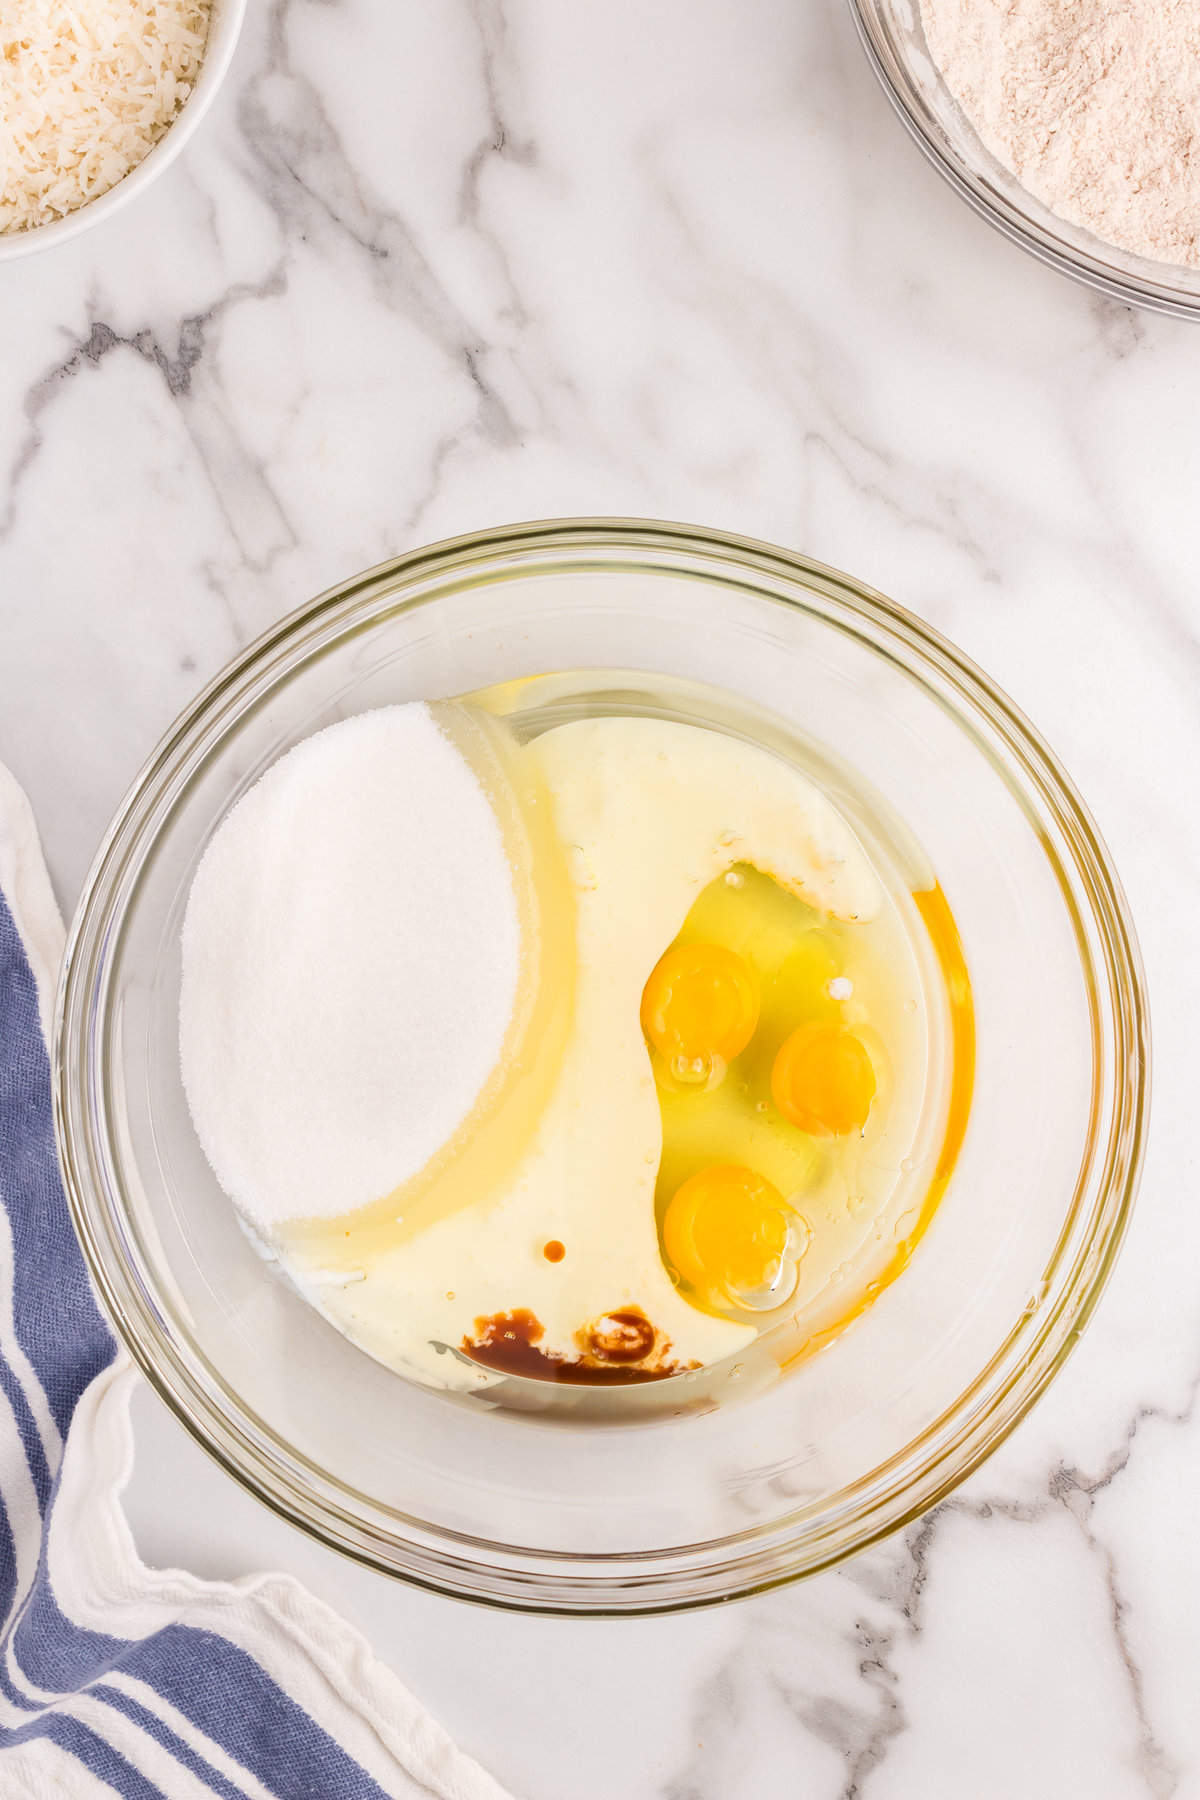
[181, 686, 970, 1399]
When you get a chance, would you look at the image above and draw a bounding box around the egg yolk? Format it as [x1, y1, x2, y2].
[640, 943, 759, 1073]
[663, 1163, 800, 1310]
[771, 1022, 875, 1136]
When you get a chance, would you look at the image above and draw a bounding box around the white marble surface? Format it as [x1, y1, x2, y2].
[3, 0, 1198, 1793]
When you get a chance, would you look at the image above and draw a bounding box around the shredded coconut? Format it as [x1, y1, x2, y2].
[179, 705, 521, 1234]
[920, 0, 1200, 267]
[1, 0, 212, 234]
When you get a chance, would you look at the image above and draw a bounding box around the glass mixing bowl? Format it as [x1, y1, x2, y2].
[55, 520, 1148, 1613]
[849, 0, 1200, 320]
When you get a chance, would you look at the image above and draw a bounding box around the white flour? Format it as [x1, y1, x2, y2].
[920, 0, 1200, 267]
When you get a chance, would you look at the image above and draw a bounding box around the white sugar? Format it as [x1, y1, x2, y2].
[180, 704, 520, 1234]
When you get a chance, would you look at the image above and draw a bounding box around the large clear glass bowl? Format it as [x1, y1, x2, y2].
[849, 0, 1200, 320]
[55, 520, 1148, 1614]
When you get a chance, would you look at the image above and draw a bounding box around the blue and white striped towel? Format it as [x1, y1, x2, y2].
[0, 763, 512, 1800]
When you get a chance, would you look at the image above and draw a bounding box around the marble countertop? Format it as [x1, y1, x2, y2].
[3, 0, 1197, 1793]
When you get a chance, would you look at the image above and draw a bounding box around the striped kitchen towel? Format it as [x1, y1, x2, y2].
[0, 761, 513, 1800]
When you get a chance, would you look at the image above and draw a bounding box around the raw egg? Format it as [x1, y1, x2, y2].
[640, 942, 759, 1079]
[664, 1163, 803, 1311]
[771, 1022, 875, 1137]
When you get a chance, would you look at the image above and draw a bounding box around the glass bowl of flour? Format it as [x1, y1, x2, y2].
[54, 520, 1147, 1613]
[851, 0, 1200, 318]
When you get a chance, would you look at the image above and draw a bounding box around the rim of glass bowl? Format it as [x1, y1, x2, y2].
[847, 0, 1200, 321]
[54, 518, 1149, 1615]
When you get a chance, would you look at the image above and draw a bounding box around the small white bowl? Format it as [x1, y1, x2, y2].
[0, 0, 247, 264]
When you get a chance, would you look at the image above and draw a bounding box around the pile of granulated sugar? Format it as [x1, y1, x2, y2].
[180, 704, 520, 1235]
[920, 0, 1200, 267]
[1, 0, 211, 234]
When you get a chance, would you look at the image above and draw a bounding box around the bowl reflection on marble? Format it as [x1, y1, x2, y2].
[850, 0, 1200, 320]
[0, 0, 246, 265]
[54, 520, 1148, 1614]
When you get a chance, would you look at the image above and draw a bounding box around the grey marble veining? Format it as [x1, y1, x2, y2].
[3, 0, 1199, 1794]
